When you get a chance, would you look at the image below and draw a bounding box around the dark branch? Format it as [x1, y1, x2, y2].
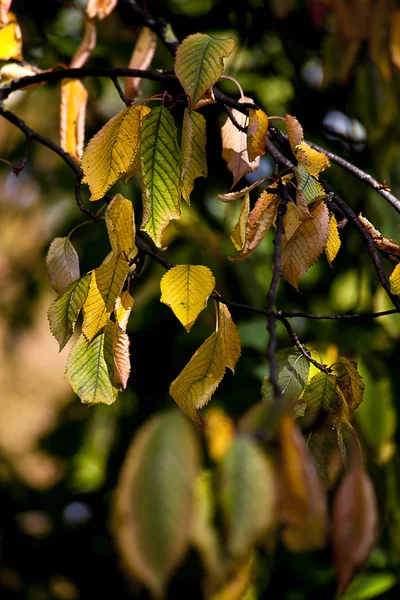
[278, 308, 399, 320]
[222, 104, 248, 133]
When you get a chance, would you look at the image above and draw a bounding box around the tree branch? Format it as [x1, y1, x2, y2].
[278, 308, 398, 320]
[278, 317, 331, 373]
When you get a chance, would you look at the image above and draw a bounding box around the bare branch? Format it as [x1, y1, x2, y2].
[278, 317, 331, 374]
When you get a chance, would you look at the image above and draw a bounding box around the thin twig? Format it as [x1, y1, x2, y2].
[279, 317, 331, 374]
[277, 309, 399, 320]
[222, 104, 248, 133]
[111, 76, 128, 106]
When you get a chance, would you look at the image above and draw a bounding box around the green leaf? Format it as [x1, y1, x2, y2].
[294, 162, 326, 205]
[341, 573, 397, 600]
[65, 321, 120, 405]
[46, 237, 80, 294]
[295, 372, 338, 429]
[82, 254, 129, 341]
[230, 192, 250, 251]
[140, 107, 182, 247]
[105, 193, 136, 257]
[160, 264, 215, 332]
[81, 104, 150, 200]
[262, 347, 310, 404]
[181, 108, 207, 203]
[174, 33, 235, 108]
[113, 411, 200, 599]
[48, 274, 90, 351]
[218, 436, 277, 559]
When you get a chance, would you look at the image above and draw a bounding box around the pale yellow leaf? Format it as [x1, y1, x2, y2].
[325, 213, 341, 265]
[60, 79, 88, 164]
[81, 104, 150, 200]
[217, 178, 267, 203]
[286, 114, 303, 151]
[247, 108, 268, 162]
[229, 189, 279, 262]
[46, 237, 80, 295]
[86, 0, 117, 20]
[221, 96, 260, 189]
[113, 324, 130, 389]
[113, 411, 200, 599]
[70, 19, 96, 69]
[230, 192, 250, 251]
[125, 27, 157, 101]
[0, 11, 22, 61]
[295, 141, 330, 178]
[281, 201, 330, 290]
[283, 202, 302, 243]
[105, 194, 136, 258]
[82, 254, 129, 341]
[217, 303, 241, 373]
[181, 108, 207, 204]
[160, 265, 215, 332]
[115, 291, 135, 332]
[0, 62, 38, 83]
[170, 332, 225, 423]
[390, 263, 400, 294]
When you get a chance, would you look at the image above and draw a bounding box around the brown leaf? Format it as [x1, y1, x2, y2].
[113, 324, 130, 389]
[86, 0, 117, 20]
[358, 213, 400, 255]
[70, 19, 96, 68]
[286, 114, 303, 151]
[281, 201, 330, 290]
[125, 27, 157, 101]
[333, 465, 378, 594]
[334, 356, 365, 414]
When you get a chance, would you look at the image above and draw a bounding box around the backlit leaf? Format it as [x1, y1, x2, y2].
[81, 104, 150, 201]
[175, 33, 235, 108]
[286, 114, 303, 151]
[295, 141, 330, 178]
[113, 411, 200, 599]
[296, 372, 338, 429]
[82, 254, 129, 341]
[170, 333, 224, 423]
[389, 263, 400, 294]
[204, 407, 234, 462]
[65, 322, 120, 405]
[125, 27, 157, 101]
[333, 465, 378, 594]
[279, 414, 328, 551]
[160, 264, 215, 332]
[48, 274, 91, 351]
[217, 178, 267, 202]
[181, 108, 207, 203]
[105, 194, 136, 257]
[281, 201, 330, 290]
[0, 0, 12, 27]
[140, 106, 182, 247]
[46, 237, 80, 295]
[325, 213, 341, 265]
[0, 62, 38, 82]
[60, 79, 88, 165]
[221, 97, 260, 188]
[217, 303, 241, 373]
[283, 202, 302, 243]
[70, 19, 96, 68]
[86, 0, 117, 20]
[335, 356, 365, 414]
[0, 12, 22, 61]
[262, 347, 310, 404]
[218, 436, 277, 559]
[229, 189, 279, 262]
[247, 108, 268, 162]
[230, 192, 250, 251]
[113, 324, 130, 389]
[294, 163, 326, 205]
[115, 291, 134, 331]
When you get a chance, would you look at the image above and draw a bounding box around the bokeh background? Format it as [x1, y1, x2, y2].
[1, 0, 400, 598]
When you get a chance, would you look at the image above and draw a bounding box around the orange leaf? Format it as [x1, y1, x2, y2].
[125, 27, 157, 101]
[285, 114, 303, 151]
[86, 0, 117, 20]
[60, 79, 88, 164]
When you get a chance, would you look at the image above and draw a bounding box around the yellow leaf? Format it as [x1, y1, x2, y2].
[86, 0, 117, 20]
[221, 96, 260, 189]
[390, 263, 400, 294]
[217, 303, 241, 373]
[230, 192, 250, 251]
[229, 189, 279, 262]
[170, 332, 225, 422]
[82, 254, 129, 341]
[0, 11, 22, 61]
[60, 79, 88, 165]
[283, 202, 302, 243]
[217, 178, 267, 203]
[113, 411, 200, 599]
[295, 141, 330, 178]
[115, 291, 135, 331]
[390, 10, 400, 70]
[81, 104, 150, 201]
[105, 194, 136, 258]
[181, 108, 207, 204]
[113, 324, 130, 389]
[125, 27, 157, 101]
[281, 201, 330, 290]
[160, 265, 215, 332]
[0, 62, 37, 82]
[247, 108, 268, 162]
[285, 114, 303, 151]
[325, 213, 341, 266]
[211, 558, 254, 600]
[204, 407, 234, 462]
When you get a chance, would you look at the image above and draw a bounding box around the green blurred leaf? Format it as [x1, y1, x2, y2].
[262, 347, 310, 404]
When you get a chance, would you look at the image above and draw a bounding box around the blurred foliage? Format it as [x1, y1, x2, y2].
[1, 0, 400, 598]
